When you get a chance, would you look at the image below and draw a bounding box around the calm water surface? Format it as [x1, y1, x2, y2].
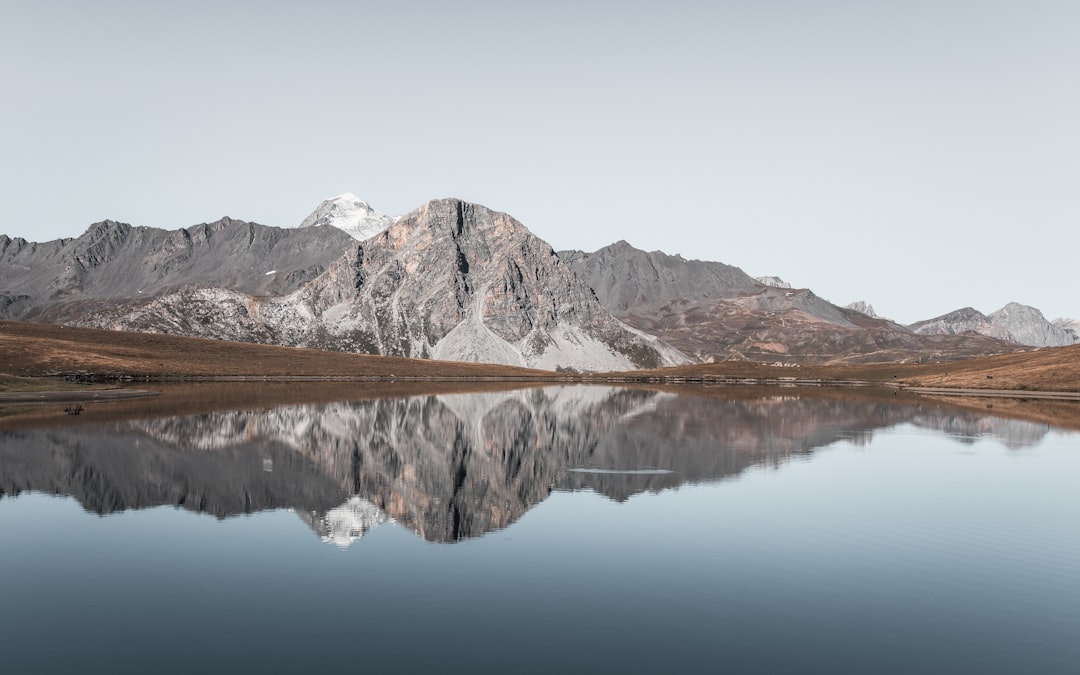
[1, 386, 1078, 674]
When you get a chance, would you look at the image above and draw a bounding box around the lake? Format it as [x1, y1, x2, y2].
[1, 385, 1078, 674]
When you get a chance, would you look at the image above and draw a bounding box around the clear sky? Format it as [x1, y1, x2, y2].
[2, 0, 1077, 324]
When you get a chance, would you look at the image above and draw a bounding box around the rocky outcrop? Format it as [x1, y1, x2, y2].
[911, 303, 1079, 348]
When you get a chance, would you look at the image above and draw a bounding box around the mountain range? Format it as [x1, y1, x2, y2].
[1, 193, 1074, 369]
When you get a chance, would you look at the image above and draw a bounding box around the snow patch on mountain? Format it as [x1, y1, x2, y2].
[299, 193, 397, 241]
[756, 276, 792, 289]
[845, 301, 878, 318]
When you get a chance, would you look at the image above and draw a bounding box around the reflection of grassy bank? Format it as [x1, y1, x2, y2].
[609, 343, 1080, 394]
[0, 380, 547, 431]
[0, 373, 112, 393]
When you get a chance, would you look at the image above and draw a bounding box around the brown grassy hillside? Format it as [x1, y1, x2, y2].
[0, 320, 553, 380]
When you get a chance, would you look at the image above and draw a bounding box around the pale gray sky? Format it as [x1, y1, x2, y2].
[2, 0, 1077, 324]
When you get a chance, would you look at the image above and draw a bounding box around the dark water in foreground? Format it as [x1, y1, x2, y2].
[1, 386, 1078, 674]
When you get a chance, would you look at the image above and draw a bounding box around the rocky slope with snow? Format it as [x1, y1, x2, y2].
[911, 303, 1079, 348]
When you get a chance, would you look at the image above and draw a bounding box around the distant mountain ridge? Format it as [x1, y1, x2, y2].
[910, 302, 1079, 348]
[562, 241, 1016, 364]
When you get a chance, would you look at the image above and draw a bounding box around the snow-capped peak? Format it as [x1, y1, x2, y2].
[298, 193, 398, 241]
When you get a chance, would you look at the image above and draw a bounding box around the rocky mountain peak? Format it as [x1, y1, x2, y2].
[308, 197, 687, 369]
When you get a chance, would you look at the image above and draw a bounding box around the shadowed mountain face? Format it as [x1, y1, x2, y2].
[561, 242, 1019, 364]
[0, 387, 1056, 545]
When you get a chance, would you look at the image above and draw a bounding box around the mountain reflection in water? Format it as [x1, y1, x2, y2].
[0, 386, 1057, 545]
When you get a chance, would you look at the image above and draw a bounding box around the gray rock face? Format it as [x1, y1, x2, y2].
[559, 241, 761, 315]
[911, 303, 1078, 348]
[0, 218, 356, 321]
[64, 199, 687, 370]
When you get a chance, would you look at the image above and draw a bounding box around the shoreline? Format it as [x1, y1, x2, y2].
[4, 376, 1080, 404]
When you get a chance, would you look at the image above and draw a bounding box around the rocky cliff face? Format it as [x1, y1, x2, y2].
[65, 200, 687, 370]
[911, 303, 1079, 348]
[561, 241, 1015, 364]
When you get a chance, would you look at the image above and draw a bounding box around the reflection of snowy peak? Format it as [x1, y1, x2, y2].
[300, 497, 390, 548]
[298, 193, 397, 241]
